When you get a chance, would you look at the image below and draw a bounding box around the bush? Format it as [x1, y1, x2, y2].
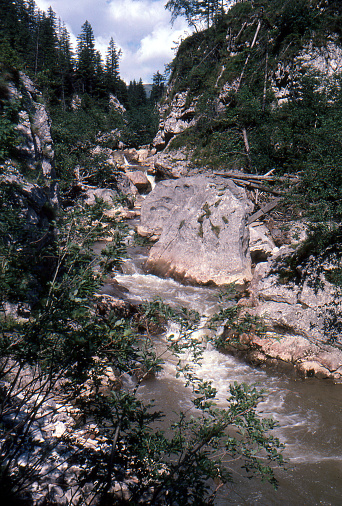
[0, 197, 285, 503]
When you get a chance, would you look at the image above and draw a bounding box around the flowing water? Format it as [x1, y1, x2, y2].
[102, 242, 342, 505]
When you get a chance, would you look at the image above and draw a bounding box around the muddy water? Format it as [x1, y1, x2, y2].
[109, 245, 342, 505]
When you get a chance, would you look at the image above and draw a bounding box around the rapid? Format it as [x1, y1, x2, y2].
[105, 243, 342, 505]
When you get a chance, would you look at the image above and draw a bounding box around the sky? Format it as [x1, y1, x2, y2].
[34, 0, 192, 84]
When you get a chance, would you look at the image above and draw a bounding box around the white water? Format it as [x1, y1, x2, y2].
[110, 246, 342, 505]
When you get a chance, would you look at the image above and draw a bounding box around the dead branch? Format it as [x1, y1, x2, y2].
[262, 48, 269, 112]
[247, 197, 283, 224]
[242, 128, 252, 169]
[235, 20, 262, 92]
[213, 171, 299, 183]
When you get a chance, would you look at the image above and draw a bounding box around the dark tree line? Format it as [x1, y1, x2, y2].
[0, 0, 166, 109]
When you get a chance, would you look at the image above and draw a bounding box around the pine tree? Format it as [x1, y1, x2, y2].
[38, 8, 58, 73]
[56, 20, 74, 108]
[94, 50, 106, 96]
[76, 20, 96, 94]
[150, 71, 165, 103]
[127, 78, 147, 108]
[166, 0, 226, 28]
[105, 37, 121, 93]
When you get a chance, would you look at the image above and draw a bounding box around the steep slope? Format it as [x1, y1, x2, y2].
[154, 0, 342, 223]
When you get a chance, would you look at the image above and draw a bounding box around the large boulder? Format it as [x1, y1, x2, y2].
[139, 176, 253, 286]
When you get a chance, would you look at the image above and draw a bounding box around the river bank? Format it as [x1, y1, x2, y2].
[107, 240, 342, 505]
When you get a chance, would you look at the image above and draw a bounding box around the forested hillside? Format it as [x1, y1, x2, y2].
[159, 0, 342, 229]
[0, 0, 166, 184]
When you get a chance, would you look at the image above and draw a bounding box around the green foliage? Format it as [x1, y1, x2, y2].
[0, 194, 285, 502]
[166, 0, 230, 29]
[0, 101, 20, 162]
[208, 305, 265, 347]
[50, 101, 125, 183]
[150, 70, 166, 103]
[164, 0, 342, 232]
[123, 104, 159, 147]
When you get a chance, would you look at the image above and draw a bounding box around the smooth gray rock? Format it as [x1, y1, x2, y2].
[84, 187, 118, 205]
[140, 176, 253, 286]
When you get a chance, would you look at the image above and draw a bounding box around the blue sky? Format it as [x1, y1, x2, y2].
[34, 0, 191, 83]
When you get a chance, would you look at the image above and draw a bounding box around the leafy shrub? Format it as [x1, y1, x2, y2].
[0, 197, 285, 503]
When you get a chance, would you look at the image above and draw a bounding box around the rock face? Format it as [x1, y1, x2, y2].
[139, 176, 253, 286]
[231, 246, 342, 380]
[9, 72, 55, 180]
[153, 88, 198, 149]
[1, 72, 59, 218]
[249, 222, 276, 262]
[271, 40, 342, 105]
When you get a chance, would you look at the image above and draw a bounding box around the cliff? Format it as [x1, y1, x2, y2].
[154, 0, 342, 181]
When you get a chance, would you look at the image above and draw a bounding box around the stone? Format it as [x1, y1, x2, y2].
[153, 89, 198, 148]
[249, 222, 276, 262]
[84, 188, 118, 206]
[140, 175, 253, 286]
[109, 94, 126, 113]
[234, 243, 342, 379]
[16, 73, 55, 180]
[125, 170, 152, 192]
[53, 421, 67, 438]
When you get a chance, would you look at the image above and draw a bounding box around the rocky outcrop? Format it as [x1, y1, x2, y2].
[138, 175, 253, 286]
[226, 245, 342, 380]
[109, 93, 126, 114]
[0, 165, 57, 231]
[1, 72, 59, 215]
[153, 88, 198, 149]
[124, 170, 151, 192]
[272, 40, 342, 105]
[249, 222, 276, 262]
[9, 72, 55, 180]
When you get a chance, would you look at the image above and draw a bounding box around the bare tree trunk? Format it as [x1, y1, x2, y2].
[262, 48, 269, 112]
[242, 127, 252, 169]
[236, 20, 262, 92]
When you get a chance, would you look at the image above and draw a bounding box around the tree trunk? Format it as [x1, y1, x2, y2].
[262, 47, 269, 112]
[242, 127, 252, 169]
[236, 20, 262, 92]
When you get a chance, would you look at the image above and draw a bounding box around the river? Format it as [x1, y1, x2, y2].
[101, 240, 342, 505]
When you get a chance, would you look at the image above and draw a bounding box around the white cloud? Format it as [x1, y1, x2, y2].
[34, 0, 191, 83]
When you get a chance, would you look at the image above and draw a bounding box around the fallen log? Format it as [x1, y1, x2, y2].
[213, 171, 299, 183]
[247, 197, 283, 224]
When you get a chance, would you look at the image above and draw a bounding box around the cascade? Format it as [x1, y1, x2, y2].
[106, 242, 342, 505]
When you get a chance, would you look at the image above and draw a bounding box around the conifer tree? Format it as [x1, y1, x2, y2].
[38, 8, 58, 72]
[105, 37, 121, 93]
[76, 20, 96, 94]
[56, 20, 74, 107]
[166, 0, 227, 28]
[150, 70, 165, 102]
[128, 79, 147, 108]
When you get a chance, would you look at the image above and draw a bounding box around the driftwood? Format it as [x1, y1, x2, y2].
[242, 128, 252, 168]
[241, 183, 284, 195]
[247, 197, 283, 224]
[262, 48, 269, 113]
[213, 171, 294, 195]
[213, 171, 299, 183]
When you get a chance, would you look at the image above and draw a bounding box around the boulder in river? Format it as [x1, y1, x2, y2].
[139, 175, 253, 286]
